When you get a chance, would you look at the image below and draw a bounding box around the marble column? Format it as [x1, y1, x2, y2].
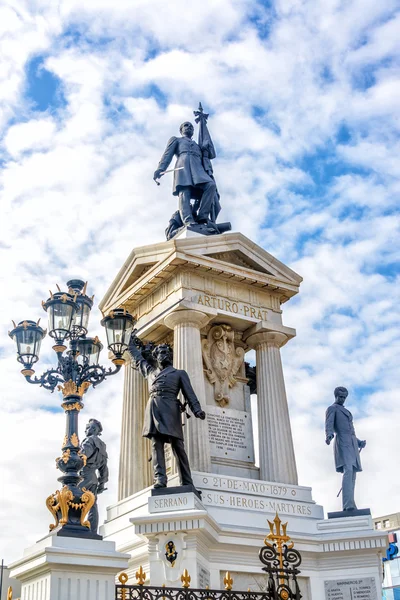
[245, 331, 298, 485]
[164, 309, 211, 473]
[118, 357, 152, 500]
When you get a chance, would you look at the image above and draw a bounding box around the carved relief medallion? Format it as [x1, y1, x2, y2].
[202, 324, 245, 406]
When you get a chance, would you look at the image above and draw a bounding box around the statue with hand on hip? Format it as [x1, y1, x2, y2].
[128, 336, 206, 490]
[325, 387, 366, 511]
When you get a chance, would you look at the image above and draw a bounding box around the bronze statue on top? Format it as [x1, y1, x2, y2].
[154, 103, 231, 239]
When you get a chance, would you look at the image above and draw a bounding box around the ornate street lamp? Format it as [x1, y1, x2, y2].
[9, 279, 135, 539]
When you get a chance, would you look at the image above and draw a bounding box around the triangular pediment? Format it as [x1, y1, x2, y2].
[120, 262, 157, 294]
[205, 250, 274, 275]
[175, 232, 302, 286]
[99, 232, 302, 315]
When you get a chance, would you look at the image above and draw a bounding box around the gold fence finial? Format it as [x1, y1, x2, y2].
[118, 572, 128, 600]
[7, 586, 12, 600]
[181, 568, 191, 588]
[224, 571, 233, 590]
[119, 572, 128, 585]
[264, 512, 294, 587]
[265, 512, 293, 550]
[136, 565, 146, 585]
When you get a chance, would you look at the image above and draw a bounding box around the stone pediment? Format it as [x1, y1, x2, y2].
[99, 232, 302, 316]
[205, 250, 274, 274]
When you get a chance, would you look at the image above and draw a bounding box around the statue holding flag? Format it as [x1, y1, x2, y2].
[153, 103, 231, 239]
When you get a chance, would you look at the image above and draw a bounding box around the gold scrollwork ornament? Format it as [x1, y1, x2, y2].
[79, 488, 95, 528]
[46, 486, 74, 531]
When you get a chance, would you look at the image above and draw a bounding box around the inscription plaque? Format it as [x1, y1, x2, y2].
[198, 565, 210, 589]
[207, 406, 254, 463]
[324, 578, 378, 600]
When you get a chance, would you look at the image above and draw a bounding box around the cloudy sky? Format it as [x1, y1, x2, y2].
[1, 0, 399, 563]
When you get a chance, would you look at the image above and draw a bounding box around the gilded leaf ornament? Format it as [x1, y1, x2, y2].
[181, 569, 191, 588]
[70, 432, 79, 447]
[58, 380, 91, 398]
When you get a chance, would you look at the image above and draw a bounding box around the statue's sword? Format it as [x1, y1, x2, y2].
[154, 166, 184, 186]
[336, 446, 363, 497]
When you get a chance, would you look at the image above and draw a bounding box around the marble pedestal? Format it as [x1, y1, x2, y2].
[101, 471, 387, 599]
[10, 535, 129, 600]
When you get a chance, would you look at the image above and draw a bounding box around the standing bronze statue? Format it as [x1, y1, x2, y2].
[79, 419, 109, 533]
[325, 387, 366, 512]
[128, 336, 205, 490]
[154, 103, 231, 239]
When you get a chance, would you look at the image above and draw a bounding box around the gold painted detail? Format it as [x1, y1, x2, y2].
[70, 433, 79, 447]
[57, 380, 91, 397]
[62, 434, 68, 447]
[75, 488, 95, 528]
[201, 324, 245, 407]
[21, 368, 35, 377]
[78, 451, 87, 467]
[135, 566, 146, 585]
[53, 344, 67, 353]
[119, 572, 129, 585]
[56, 449, 70, 464]
[61, 401, 84, 411]
[165, 540, 178, 567]
[7, 586, 12, 600]
[112, 357, 125, 365]
[181, 569, 191, 588]
[264, 513, 294, 586]
[78, 381, 91, 396]
[46, 486, 95, 531]
[46, 486, 74, 531]
[119, 572, 129, 600]
[58, 380, 77, 396]
[224, 572, 233, 591]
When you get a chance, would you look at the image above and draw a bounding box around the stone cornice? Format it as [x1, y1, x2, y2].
[100, 233, 303, 316]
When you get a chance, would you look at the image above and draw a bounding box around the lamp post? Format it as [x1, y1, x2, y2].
[9, 279, 135, 539]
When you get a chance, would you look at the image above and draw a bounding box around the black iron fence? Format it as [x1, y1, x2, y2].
[116, 514, 302, 600]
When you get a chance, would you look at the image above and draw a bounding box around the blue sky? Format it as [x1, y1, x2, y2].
[0, 0, 399, 563]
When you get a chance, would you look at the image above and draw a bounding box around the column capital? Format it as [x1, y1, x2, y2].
[243, 321, 296, 349]
[245, 331, 288, 349]
[164, 309, 211, 330]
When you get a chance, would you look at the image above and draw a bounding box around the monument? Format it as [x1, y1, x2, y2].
[98, 104, 386, 600]
[325, 387, 368, 517]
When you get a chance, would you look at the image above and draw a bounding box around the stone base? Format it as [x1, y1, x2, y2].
[172, 221, 232, 240]
[55, 522, 103, 540]
[328, 508, 371, 519]
[101, 471, 386, 598]
[10, 533, 129, 600]
[151, 484, 202, 500]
